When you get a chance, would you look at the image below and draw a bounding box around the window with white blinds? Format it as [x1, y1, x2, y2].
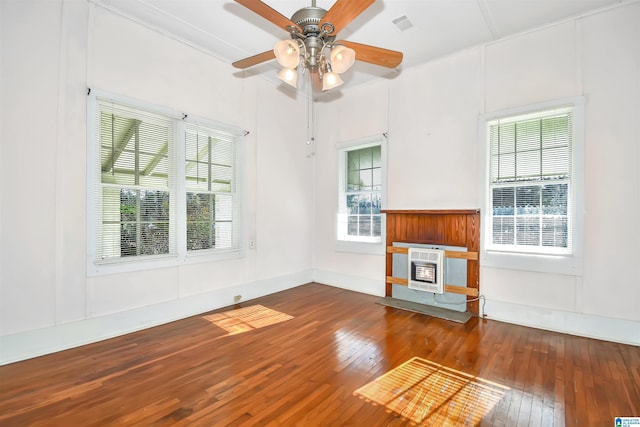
[185, 124, 238, 252]
[96, 101, 176, 261]
[89, 94, 243, 271]
[486, 106, 574, 255]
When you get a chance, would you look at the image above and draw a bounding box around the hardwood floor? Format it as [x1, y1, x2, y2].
[1, 283, 638, 426]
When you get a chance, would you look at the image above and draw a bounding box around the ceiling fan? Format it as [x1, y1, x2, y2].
[232, 0, 403, 91]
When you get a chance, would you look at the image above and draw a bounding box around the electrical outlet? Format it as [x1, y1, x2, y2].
[249, 240, 255, 249]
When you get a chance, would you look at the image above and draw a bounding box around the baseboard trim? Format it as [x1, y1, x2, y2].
[312, 269, 385, 297]
[0, 270, 312, 365]
[485, 299, 640, 346]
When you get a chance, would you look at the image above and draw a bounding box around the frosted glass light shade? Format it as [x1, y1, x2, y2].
[322, 71, 344, 91]
[277, 67, 298, 88]
[274, 40, 300, 69]
[329, 45, 356, 73]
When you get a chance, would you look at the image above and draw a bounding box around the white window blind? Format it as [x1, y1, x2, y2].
[487, 106, 573, 255]
[94, 100, 176, 262]
[185, 123, 239, 252]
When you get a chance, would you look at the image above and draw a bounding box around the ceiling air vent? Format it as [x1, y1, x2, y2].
[392, 15, 414, 32]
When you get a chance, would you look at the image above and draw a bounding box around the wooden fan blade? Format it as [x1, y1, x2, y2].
[338, 40, 403, 68]
[232, 50, 276, 69]
[319, 0, 374, 35]
[235, 0, 301, 32]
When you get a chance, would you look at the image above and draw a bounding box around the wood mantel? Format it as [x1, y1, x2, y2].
[382, 209, 481, 315]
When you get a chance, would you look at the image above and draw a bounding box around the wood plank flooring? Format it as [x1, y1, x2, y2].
[1, 283, 639, 426]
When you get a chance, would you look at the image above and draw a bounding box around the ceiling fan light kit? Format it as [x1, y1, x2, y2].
[329, 45, 356, 74]
[274, 40, 301, 69]
[277, 67, 298, 87]
[321, 66, 344, 91]
[233, 0, 403, 92]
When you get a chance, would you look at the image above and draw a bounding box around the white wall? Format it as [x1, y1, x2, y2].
[314, 2, 640, 345]
[2, 0, 638, 365]
[0, 0, 313, 364]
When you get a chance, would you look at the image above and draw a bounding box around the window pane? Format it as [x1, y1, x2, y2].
[347, 151, 359, 173]
[348, 215, 358, 235]
[373, 215, 381, 236]
[371, 193, 382, 215]
[542, 217, 568, 248]
[542, 116, 570, 148]
[542, 146, 570, 177]
[515, 120, 540, 152]
[139, 222, 169, 255]
[117, 189, 170, 257]
[120, 223, 137, 257]
[187, 221, 213, 250]
[516, 149, 541, 178]
[347, 170, 360, 191]
[516, 217, 540, 246]
[215, 194, 233, 221]
[100, 113, 169, 187]
[542, 184, 568, 215]
[119, 189, 137, 222]
[187, 193, 211, 221]
[516, 186, 540, 215]
[497, 153, 515, 181]
[493, 187, 514, 215]
[139, 190, 169, 222]
[492, 217, 514, 245]
[359, 169, 372, 190]
[214, 222, 233, 248]
[359, 194, 372, 214]
[347, 194, 359, 214]
[372, 167, 382, 191]
[359, 216, 372, 236]
[359, 147, 373, 169]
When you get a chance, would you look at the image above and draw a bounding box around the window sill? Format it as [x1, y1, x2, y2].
[335, 240, 385, 255]
[481, 249, 583, 276]
[87, 249, 242, 276]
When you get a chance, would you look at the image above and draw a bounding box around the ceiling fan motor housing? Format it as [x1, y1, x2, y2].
[290, 6, 336, 68]
[291, 6, 326, 32]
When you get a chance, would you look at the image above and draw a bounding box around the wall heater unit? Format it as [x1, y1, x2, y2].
[408, 248, 445, 294]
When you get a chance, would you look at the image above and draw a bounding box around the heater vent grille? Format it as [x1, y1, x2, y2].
[408, 248, 445, 294]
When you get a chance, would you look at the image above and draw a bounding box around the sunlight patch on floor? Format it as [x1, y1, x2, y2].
[354, 357, 508, 425]
[202, 304, 294, 336]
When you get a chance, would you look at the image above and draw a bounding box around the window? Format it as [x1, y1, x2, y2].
[96, 101, 176, 261]
[337, 136, 386, 247]
[481, 97, 584, 274]
[185, 124, 237, 252]
[88, 93, 243, 274]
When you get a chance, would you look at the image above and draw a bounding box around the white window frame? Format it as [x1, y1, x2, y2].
[336, 135, 387, 255]
[87, 90, 244, 276]
[478, 97, 584, 275]
[183, 120, 243, 257]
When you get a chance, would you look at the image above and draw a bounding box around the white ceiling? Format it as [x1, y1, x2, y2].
[92, 0, 627, 93]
